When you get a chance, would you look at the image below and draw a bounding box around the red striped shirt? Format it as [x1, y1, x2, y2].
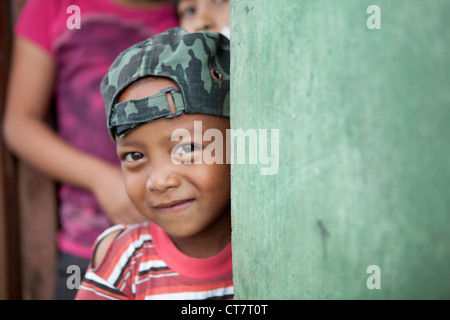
[75, 222, 233, 300]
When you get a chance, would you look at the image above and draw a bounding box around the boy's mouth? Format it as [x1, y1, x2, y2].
[154, 199, 194, 214]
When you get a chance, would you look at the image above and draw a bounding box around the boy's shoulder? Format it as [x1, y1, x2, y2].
[91, 222, 153, 269]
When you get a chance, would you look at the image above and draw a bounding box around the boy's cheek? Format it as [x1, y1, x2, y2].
[124, 174, 146, 203]
[199, 163, 230, 189]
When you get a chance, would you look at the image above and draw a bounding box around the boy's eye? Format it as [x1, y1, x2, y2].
[122, 152, 144, 162]
[180, 6, 195, 18]
[175, 143, 201, 155]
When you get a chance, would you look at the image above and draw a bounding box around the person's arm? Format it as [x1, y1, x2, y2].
[3, 37, 146, 225]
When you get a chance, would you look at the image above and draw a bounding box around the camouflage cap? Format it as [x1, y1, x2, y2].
[101, 27, 230, 139]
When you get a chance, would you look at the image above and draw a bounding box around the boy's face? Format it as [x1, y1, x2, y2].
[177, 0, 230, 35]
[115, 78, 231, 241]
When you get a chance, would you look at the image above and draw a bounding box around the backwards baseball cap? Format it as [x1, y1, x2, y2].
[101, 27, 230, 139]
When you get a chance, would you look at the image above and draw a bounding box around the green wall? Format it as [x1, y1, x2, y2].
[230, 0, 450, 299]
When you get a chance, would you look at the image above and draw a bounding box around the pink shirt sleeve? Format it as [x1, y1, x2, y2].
[14, 0, 54, 55]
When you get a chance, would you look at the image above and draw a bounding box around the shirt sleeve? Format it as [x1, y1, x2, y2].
[75, 225, 132, 300]
[14, 0, 54, 55]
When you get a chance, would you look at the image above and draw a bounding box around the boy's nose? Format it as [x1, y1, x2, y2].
[146, 166, 181, 193]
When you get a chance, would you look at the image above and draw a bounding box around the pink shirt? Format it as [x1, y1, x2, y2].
[15, 0, 178, 258]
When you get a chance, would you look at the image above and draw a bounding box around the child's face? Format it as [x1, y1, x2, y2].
[177, 0, 230, 35]
[115, 78, 231, 241]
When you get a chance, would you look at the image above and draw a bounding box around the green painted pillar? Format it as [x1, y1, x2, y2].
[230, 0, 450, 299]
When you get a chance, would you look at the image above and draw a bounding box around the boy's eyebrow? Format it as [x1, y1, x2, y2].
[116, 139, 145, 148]
[116, 121, 205, 145]
[167, 122, 204, 141]
[177, 0, 192, 7]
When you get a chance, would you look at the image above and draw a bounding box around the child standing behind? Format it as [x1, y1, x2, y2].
[3, 0, 177, 299]
[75, 27, 232, 300]
[172, 0, 230, 37]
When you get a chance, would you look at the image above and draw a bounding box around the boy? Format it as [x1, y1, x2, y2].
[75, 27, 232, 300]
[172, 0, 230, 37]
